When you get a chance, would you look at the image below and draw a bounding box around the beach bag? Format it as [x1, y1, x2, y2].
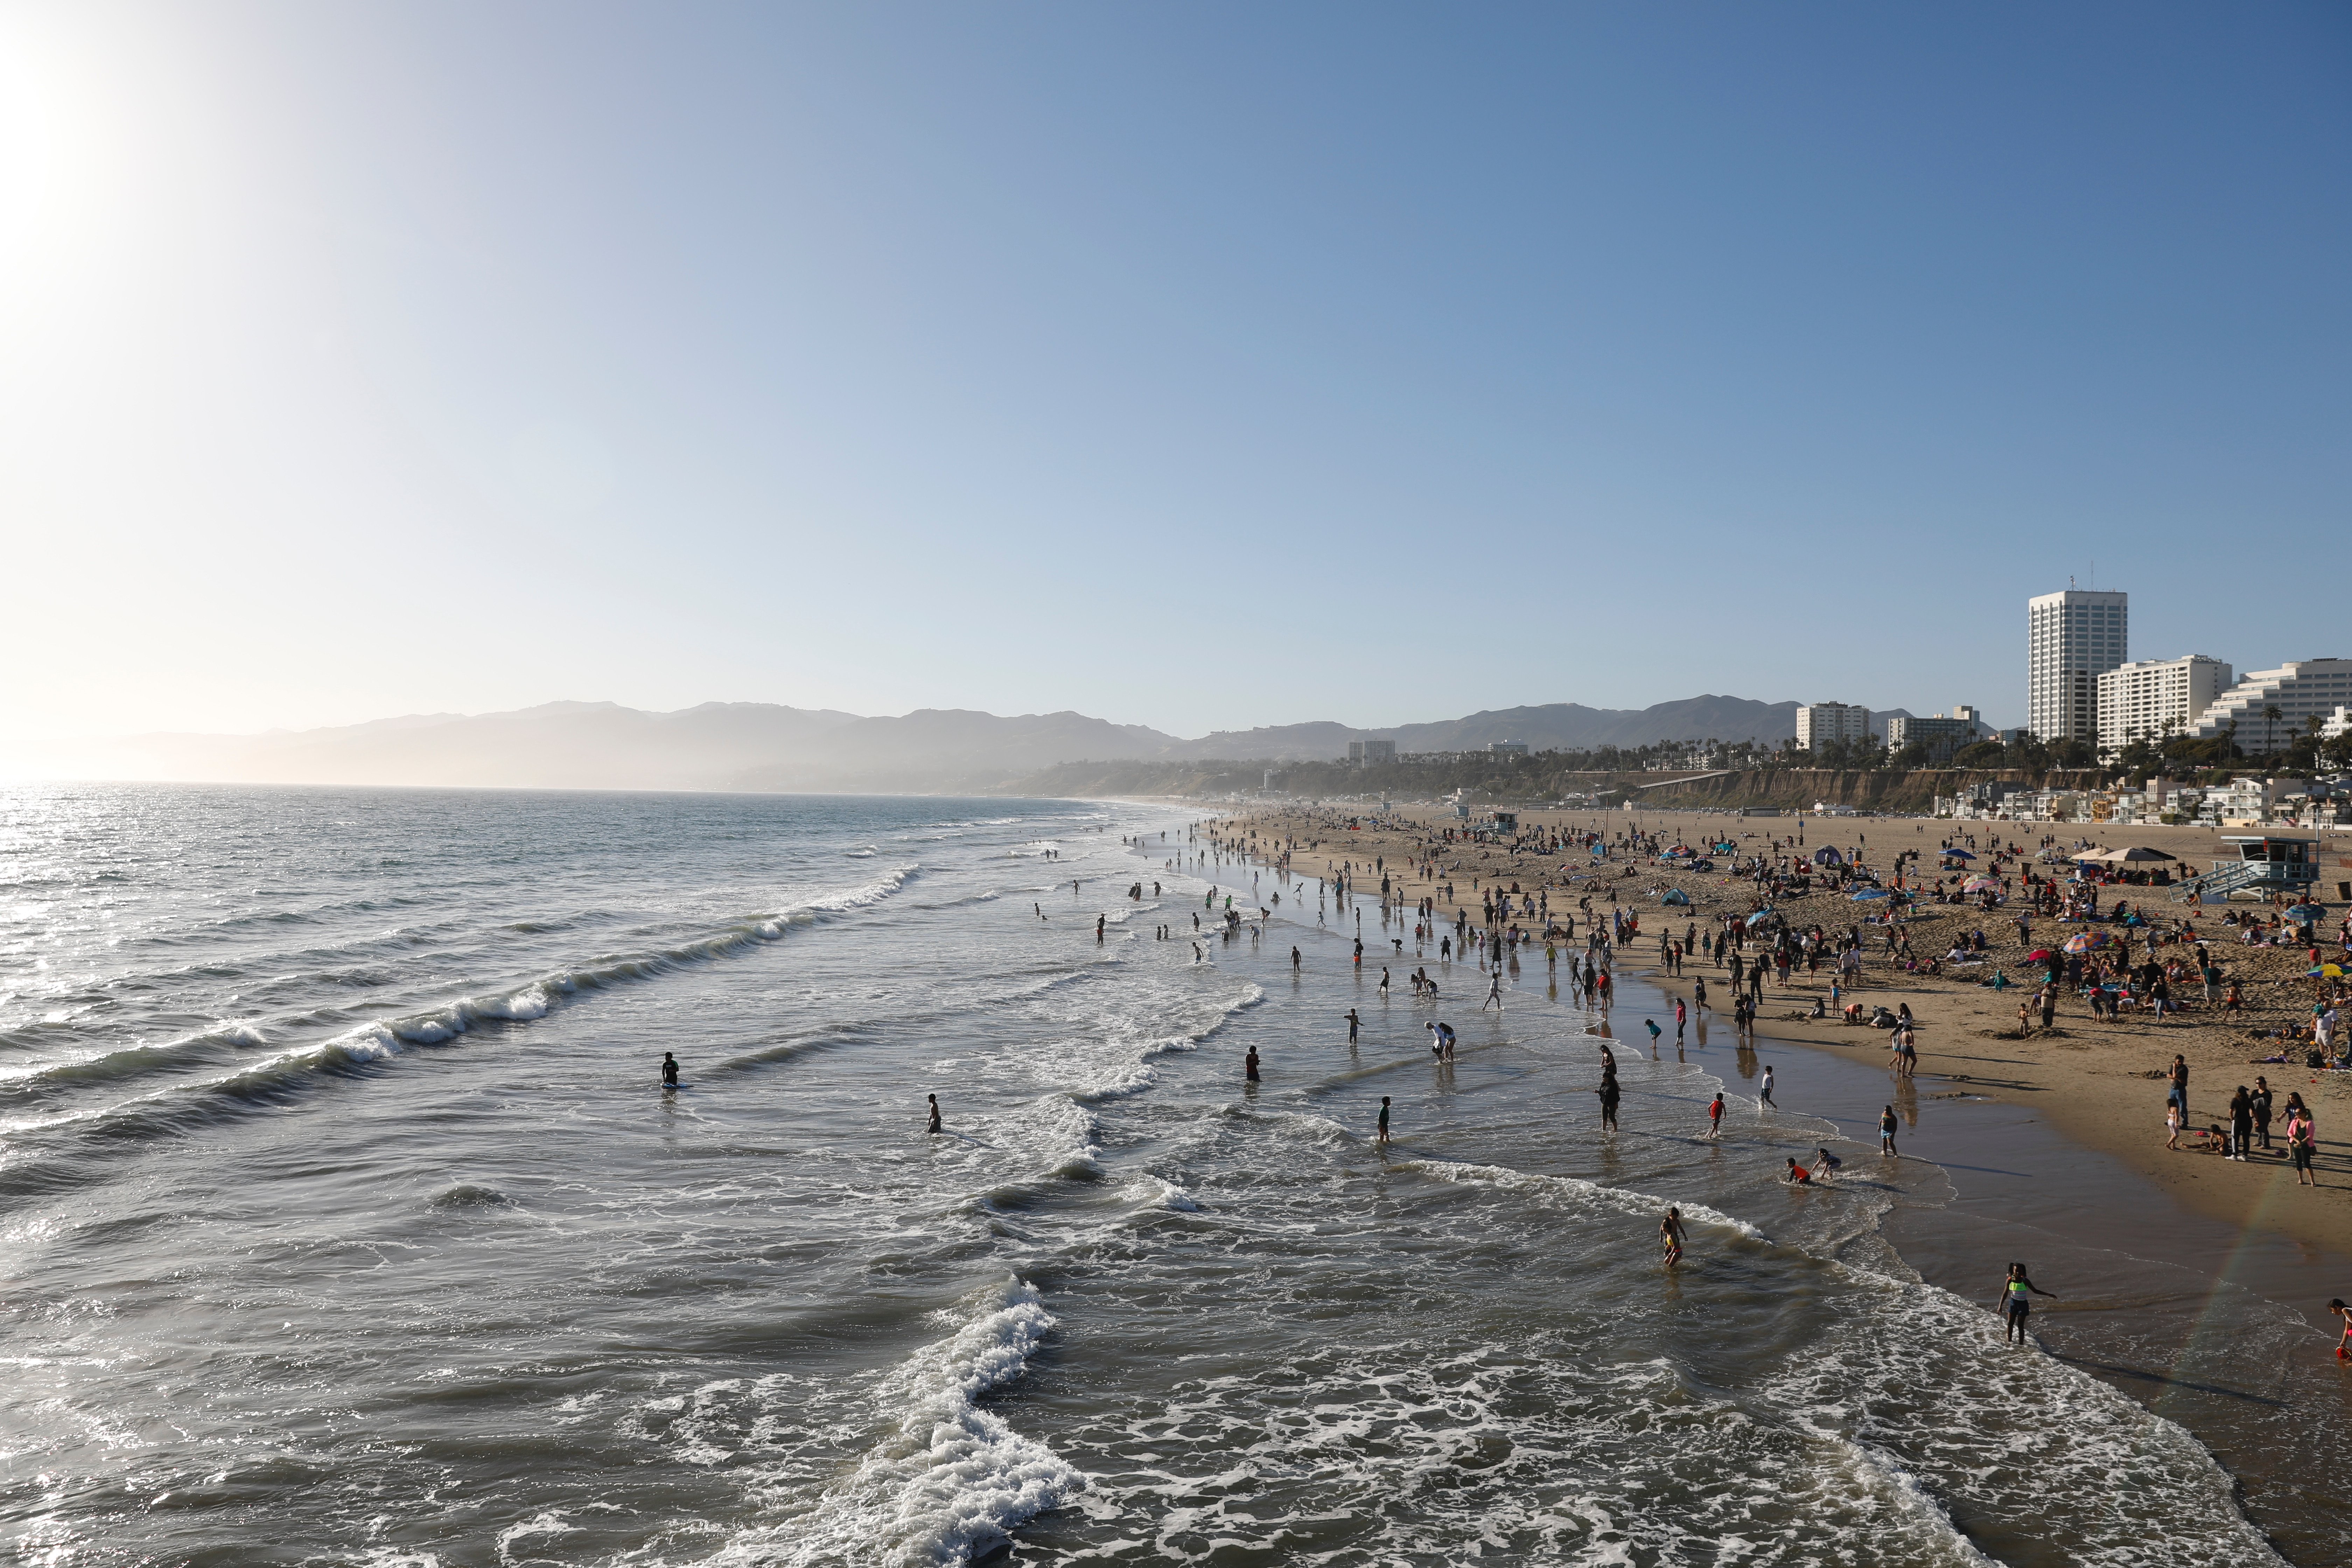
[2309, 1051, 2326, 1069]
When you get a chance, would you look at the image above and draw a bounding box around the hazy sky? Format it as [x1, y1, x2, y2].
[3, 2, 2345, 745]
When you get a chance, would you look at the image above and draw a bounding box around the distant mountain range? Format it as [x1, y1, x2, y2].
[46, 694, 1902, 793]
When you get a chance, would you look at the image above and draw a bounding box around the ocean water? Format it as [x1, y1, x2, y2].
[0, 785, 2310, 1565]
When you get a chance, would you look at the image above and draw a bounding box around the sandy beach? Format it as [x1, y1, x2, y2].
[1221, 803, 2352, 1259]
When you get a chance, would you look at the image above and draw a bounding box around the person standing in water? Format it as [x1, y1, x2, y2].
[1482, 969, 1504, 1012]
[1245, 1046, 1261, 1081]
[1759, 1065, 1778, 1109]
[2330, 1299, 2352, 1361]
[1707, 1092, 1725, 1139]
[662, 1052, 679, 1089]
[1597, 1072, 1621, 1132]
[1879, 1104, 1899, 1157]
[1377, 1096, 1391, 1145]
[1292, 946, 1302, 972]
[1995, 1263, 2057, 1345]
[1660, 1207, 1686, 1267]
[926, 1094, 941, 1134]
[1344, 1009, 1361, 1044]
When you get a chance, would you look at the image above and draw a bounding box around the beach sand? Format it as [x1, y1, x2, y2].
[1218, 804, 2352, 1260]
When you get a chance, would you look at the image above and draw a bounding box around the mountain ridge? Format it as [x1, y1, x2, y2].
[44, 694, 1863, 792]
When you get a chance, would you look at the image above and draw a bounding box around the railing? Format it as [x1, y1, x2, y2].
[2171, 858, 2319, 901]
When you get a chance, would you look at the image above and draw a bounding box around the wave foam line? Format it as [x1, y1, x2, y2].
[1412, 1160, 1766, 1241]
[0, 869, 920, 1139]
[726, 1279, 1078, 1568]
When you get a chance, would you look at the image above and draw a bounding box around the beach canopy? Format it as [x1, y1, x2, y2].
[2063, 931, 2109, 953]
[1745, 909, 1777, 926]
[1849, 887, 1892, 901]
[1940, 848, 1976, 860]
[2078, 846, 2176, 864]
[1660, 888, 1691, 905]
[1813, 847, 1844, 865]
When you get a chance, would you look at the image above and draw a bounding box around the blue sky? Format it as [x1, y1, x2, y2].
[2, 2, 2345, 744]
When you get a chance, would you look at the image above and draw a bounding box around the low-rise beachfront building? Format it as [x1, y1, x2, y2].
[2095, 656, 2233, 756]
[2323, 706, 2352, 741]
[2188, 659, 2352, 745]
[1795, 702, 1871, 750]
[1887, 706, 1986, 760]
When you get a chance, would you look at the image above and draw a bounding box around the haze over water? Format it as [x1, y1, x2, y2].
[3, 785, 2338, 1563]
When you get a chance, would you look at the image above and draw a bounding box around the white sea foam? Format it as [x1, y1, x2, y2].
[1413, 1159, 1766, 1240]
[716, 1279, 1078, 1568]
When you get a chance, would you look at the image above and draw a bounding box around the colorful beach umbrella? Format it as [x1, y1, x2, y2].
[2063, 931, 2107, 953]
[1962, 876, 2001, 893]
[2286, 904, 2326, 921]
[2312, 964, 2346, 979]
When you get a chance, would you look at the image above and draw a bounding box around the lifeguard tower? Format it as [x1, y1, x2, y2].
[2179, 836, 2320, 902]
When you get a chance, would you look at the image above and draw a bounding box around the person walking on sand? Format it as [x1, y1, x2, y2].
[2168, 1055, 2189, 1123]
[1377, 1096, 1392, 1146]
[1880, 1104, 1899, 1157]
[2166, 1099, 2184, 1150]
[1760, 1064, 1778, 1109]
[1661, 1207, 1686, 1267]
[926, 1094, 942, 1134]
[2289, 1104, 2318, 1186]
[1708, 1092, 1726, 1139]
[1995, 1263, 2057, 1345]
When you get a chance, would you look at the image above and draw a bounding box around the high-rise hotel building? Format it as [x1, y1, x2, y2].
[2027, 589, 2127, 743]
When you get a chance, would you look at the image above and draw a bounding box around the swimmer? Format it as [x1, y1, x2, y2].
[1707, 1092, 1725, 1139]
[1994, 1263, 2057, 1345]
[1660, 1206, 1686, 1267]
[661, 1051, 679, 1089]
[926, 1094, 941, 1134]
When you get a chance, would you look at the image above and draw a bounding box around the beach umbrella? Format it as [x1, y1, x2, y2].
[2025, 948, 2055, 962]
[2285, 904, 2326, 921]
[1962, 876, 2002, 893]
[2063, 931, 2108, 953]
[1940, 848, 1976, 861]
[1745, 909, 1777, 926]
[2311, 964, 2345, 979]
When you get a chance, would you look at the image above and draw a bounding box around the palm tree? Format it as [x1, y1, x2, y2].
[2264, 703, 2283, 757]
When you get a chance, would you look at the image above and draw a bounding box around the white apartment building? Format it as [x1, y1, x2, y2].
[2323, 706, 2351, 741]
[2095, 655, 2233, 755]
[2188, 660, 2352, 746]
[2028, 589, 2128, 743]
[1795, 702, 1871, 750]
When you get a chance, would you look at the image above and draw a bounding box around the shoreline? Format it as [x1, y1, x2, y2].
[1206, 802, 2352, 1266]
[1180, 801, 2352, 1560]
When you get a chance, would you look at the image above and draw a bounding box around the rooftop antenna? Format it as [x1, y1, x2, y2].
[2089, 560, 2095, 590]
[2068, 574, 2076, 589]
